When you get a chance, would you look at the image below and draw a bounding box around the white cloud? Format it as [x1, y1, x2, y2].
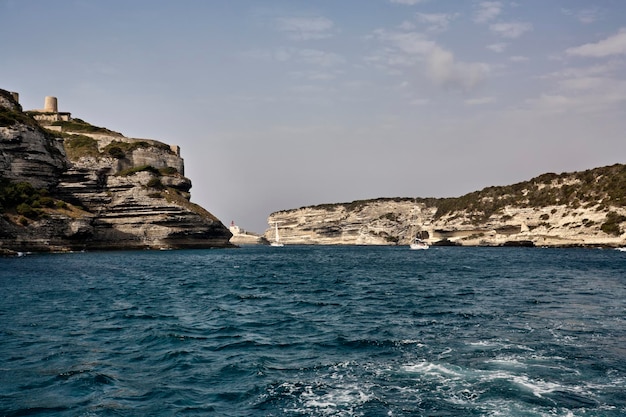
[559, 77, 607, 92]
[427, 46, 490, 90]
[398, 20, 416, 31]
[562, 7, 603, 24]
[527, 94, 581, 113]
[416, 13, 457, 32]
[509, 55, 529, 62]
[389, 0, 428, 5]
[527, 83, 626, 115]
[296, 48, 346, 67]
[542, 62, 620, 80]
[369, 29, 490, 91]
[245, 47, 345, 68]
[465, 96, 496, 105]
[474, 1, 502, 24]
[274, 16, 335, 40]
[529, 59, 626, 115]
[487, 42, 508, 53]
[371, 30, 436, 55]
[490, 22, 533, 39]
[410, 98, 430, 105]
[566, 28, 626, 57]
[289, 70, 340, 81]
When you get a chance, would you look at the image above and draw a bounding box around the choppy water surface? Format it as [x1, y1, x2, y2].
[1, 246, 625, 416]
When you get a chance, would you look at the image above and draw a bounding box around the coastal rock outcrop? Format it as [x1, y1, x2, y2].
[0, 94, 66, 189]
[265, 166, 626, 248]
[0, 89, 232, 252]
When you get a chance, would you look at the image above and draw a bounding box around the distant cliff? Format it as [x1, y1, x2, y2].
[0, 89, 232, 253]
[265, 165, 626, 248]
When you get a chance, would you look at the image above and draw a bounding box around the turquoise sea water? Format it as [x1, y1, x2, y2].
[1, 246, 625, 416]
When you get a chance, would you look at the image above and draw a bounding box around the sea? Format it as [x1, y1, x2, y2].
[1, 246, 625, 416]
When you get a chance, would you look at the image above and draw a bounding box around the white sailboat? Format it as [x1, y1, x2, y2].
[270, 222, 284, 247]
[408, 205, 429, 250]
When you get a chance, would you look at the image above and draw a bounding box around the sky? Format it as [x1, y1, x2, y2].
[2, 0, 626, 233]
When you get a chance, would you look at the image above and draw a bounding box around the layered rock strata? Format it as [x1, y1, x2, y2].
[0, 89, 232, 252]
[265, 168, 626, 248]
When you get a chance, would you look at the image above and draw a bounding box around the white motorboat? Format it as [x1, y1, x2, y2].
[410, 238, 429, 250]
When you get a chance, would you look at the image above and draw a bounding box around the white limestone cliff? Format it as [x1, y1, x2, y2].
[264, 171, 626, 248]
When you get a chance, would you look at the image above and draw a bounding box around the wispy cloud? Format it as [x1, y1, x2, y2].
[369, 29, 490, 91]
[473, 1, 502, 24]
[415, 13, 458, 32]
[530, 60, 626, 114]
[389, 0, 428, 5]
[489, 22, 533, 39]
[542, 62, 620, 80]
[289, 70, 342, 81]
[562, 7, 603, 24]
[243, 47, 345, 68]
[294, 48, 346, 67]
[509, 55, 529, 62]
[410, 98, 430, 105]
[566, 28, 626, 57]
[274, 16, 335, 40]
[487, 42, 508, 53]
[428, 48, 489, 90]
[465, 96, 495, 105]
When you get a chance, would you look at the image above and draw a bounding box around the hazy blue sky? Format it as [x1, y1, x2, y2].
[2, 0, 626, 233]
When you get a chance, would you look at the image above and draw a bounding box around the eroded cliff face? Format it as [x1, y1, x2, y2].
[265, 174, 626, 248]
[0, 94, 67, 189]
[0, 89, 232, 252]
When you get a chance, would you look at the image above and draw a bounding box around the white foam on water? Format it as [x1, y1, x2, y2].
[486, 356, 527, 368]
[468, 340, 535, 352]
[510, 374, 564, 397]
[399, 339, 424, 347]
[480, 398, 582, 417]
[283, 381, 375, 417]
[402, 361, 462, 379]
[478, 369, 590, 401]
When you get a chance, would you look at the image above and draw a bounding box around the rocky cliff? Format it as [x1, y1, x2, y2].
[265, 166, 626, 248]
[0, 89, 232, 252]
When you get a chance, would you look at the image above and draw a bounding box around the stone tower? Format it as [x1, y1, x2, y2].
[44, 96, 58, 113]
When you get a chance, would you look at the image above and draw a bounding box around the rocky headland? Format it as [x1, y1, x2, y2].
[228, 221, 269, 246]
[0, 89, 233, 253]
[265, 166, 626, 248]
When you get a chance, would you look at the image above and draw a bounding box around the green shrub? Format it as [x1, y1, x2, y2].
[0, 180, 38, 209]
[50, 119, 122, 136]
[37, 196, 55, 208]
[107, 146, 125, 159]
[64, 134, 99, 159]
[601, 211, 626, 236]
[1, 106, 40, 128]
[159, 166, 178, 175]
[103, 140, 150, 156]
[16, 203, 37, 218]
[380, 212, 398, 222]
[146, 178, 163, 189]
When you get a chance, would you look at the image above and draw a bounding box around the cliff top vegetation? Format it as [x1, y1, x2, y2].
[290, 164, 626, 221]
